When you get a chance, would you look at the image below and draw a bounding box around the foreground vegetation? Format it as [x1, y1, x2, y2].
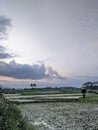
[0, 94, 35, 130]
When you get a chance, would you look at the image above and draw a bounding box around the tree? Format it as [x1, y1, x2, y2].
[30, 83, 36, 88]
[82, 81, 98, 90]
[82, 82, 93, 89]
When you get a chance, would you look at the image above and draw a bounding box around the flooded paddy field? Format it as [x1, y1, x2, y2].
[19, 102, 98, 130]
[4, 93, 82, 103]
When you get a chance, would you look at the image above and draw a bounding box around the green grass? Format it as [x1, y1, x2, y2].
[3, 88, 81, 95]
[0, 96, 36, 130]
[18, 90, 80, 96]
[21, 89, 81, 95]
[79, 94, 98, 103]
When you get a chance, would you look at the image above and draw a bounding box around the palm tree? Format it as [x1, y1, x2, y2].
[30, 83, 36, 88]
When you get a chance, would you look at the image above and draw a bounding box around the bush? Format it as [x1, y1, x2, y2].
[0, 97, 35, 130]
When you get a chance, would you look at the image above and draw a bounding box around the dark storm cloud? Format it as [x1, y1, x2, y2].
[0, 45, 15, 59]
[0, 16, 11, 39]
[0, 53, 14, 59]
[0, 60, 64, 80]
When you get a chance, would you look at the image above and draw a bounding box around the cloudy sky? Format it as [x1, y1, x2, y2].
[0, 0, 98, 88]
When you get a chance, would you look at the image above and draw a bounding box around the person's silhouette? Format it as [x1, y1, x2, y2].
[81, 88, 87, 100]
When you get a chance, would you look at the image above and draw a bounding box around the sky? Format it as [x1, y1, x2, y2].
[0, 0, 98, 88]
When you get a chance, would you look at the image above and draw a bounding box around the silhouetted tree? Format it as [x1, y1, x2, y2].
[82, 81, 98, 90]
[30, 83, 36, 88]
[82, 82, 93, 89]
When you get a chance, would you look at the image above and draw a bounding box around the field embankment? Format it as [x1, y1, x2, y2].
[4, 93, 83, 104]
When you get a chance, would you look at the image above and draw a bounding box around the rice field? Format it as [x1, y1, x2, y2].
[4, 93, 82, 103]
[18, 102, 98, 130]
[4, 93, 98, 129]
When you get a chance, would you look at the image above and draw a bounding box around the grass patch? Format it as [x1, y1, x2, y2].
[20, 89, 81, 95]
[2, 88, 81, 95]
[79, 94, 98, 103]
[0, 96, 36, 130]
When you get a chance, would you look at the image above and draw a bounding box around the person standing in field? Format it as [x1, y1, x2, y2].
[81, 88, 87, 99]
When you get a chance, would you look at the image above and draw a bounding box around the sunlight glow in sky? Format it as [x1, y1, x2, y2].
[0, 0, 98, 88]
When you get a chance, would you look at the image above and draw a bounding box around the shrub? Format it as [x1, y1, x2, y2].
[0, 97, 35, 130]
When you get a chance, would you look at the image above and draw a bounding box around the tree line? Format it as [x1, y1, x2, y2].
[82, 81, 98, 90]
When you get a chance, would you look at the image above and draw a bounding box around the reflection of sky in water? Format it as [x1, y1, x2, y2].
[19, 102, 98, 130]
